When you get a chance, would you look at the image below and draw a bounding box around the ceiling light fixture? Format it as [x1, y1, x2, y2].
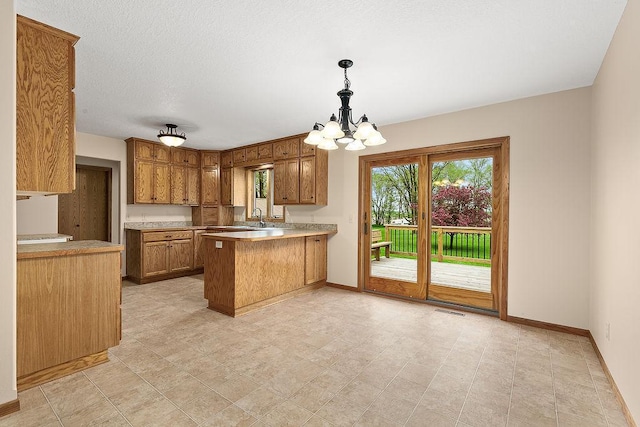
[304, 59, 386, 151]
[157, 124, 186, 147]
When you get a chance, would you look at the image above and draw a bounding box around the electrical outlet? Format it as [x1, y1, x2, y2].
[606, 323, 611, 341]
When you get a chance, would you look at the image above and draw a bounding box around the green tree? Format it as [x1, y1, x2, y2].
[371, 170, 395, 225]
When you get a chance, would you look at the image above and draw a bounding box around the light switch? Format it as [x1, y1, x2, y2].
[215, 241, 223, 249]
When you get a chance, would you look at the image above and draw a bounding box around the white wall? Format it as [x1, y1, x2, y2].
[313, 88, 593, 330]
[16, 196, 57, 234]
[590, 0, 640, 420]
[0, 0, 17, 406]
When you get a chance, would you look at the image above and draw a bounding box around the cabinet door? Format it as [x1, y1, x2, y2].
[135, 141, 156, 161]
[154, 163, 171, 204]
[299, 156, 316, 204]
[258, 143, 273, 160]
[186, 166, 200, 205]
[273, 138, 299, 160]
[284, 159, 300, 204]
[135, 161, 154, 203]
[154, 145, 171, 163]
[305, 235, 327, 284]
[233, 149, 246, 165]
[220, 167, 232, 206]
[193, 230, 205, 268]
[274, 159, 299, 204]
[170, 165, 186, 204]
[143, 241, 170, 277]
[185, 150, 200, 167]
[221, 151, 233, 167]
[170, 239, 193, 272]
[301, 143, 316, 157]
[273, 161, 286, 205]
[16, 17, 78, 194]
[201, 167, 219, 205]
[171, 148, 186, 165]
[202, 151, 220, 168]
[245, 146, 258, 163]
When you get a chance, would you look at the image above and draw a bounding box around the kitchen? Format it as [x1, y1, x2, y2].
[2, 0, 640, 425]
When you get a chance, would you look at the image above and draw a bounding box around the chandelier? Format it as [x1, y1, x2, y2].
[304, 59, 386, 151]
[157, 124, 186, 147]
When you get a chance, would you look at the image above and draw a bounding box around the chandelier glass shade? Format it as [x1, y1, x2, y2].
[304, 59, 386, 151]
[157, 124, 186, 147]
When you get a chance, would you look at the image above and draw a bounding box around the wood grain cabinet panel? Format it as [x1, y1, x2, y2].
[127, 138, 190, 205]
[170, 239, 193, 272]
[202, 151, 220, 168]
[274, 159, 299, 205]
[273, 138, 300, 160]
[16, 15, 79, 195]
[127, 229, 197, 284]
[143, 241, 170, 277]
[17, 246, 123, 387]
[201, 168, 220, 206]
[233, 149, 246, 165]
[193, 230, 206, 268]
[305, 235, 327, 285]
[258, 143, 273, 160]
[221, 167, 246, 207]
[221, 151, 233, 168]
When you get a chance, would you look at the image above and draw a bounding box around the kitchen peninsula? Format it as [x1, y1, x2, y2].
[203, 228, 334, 316]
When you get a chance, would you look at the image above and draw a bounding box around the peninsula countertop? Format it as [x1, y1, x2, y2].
[17, 240, 124, 259]
[202, 228, 336, 242]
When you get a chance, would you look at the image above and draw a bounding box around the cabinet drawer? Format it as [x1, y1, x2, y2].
[143, 230, 193, 242]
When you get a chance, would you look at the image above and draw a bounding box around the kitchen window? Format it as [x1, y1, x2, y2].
[246, 167, 284, 222]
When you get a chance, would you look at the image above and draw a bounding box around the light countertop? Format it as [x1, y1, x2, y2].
[18, 240, 124, 259]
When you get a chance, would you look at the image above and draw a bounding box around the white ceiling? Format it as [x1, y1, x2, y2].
[16, 0, 627, 150]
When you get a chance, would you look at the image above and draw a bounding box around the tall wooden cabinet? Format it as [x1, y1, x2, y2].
[16, 15, 79, 195]
[170, 147, 200, 205]
[126, 138, 171, 204]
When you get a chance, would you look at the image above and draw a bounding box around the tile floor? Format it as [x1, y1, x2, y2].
[0, 274, 630, 426]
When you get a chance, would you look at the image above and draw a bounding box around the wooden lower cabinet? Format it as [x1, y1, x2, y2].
[17, 241, 123, 390]
[126, 229, 196, 284]
[194, 229, 206, 268]
[305, 235, 327, 285]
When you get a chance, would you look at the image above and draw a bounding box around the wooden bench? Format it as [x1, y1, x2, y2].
[371, 229, 392, 261]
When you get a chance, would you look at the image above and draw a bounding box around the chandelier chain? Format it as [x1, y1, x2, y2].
[344, 68, 351, 90]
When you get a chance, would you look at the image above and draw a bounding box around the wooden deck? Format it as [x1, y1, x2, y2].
[370, 257, 491, 293]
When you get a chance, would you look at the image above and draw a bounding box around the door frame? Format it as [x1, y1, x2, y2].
[358, 136, 510, 319]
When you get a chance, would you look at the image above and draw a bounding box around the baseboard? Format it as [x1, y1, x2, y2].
[0, 399, 20, 418]
[506, 315, 590, 337]
[17, 350, 109, 392]
[588, 332, 637, 427]
[326, 282, 360, 292]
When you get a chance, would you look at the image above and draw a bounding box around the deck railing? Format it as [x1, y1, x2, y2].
[383, 225, 491, 264]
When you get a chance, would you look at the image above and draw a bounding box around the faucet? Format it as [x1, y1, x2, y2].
[252, 208, 266, 228]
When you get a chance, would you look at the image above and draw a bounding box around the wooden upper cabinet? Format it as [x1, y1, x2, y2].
[233, 149, 246, 165]
[273, 138, 300, 160]
[202, 151, 220, 168]
[171, 148, 199, 167]
[301, 142, 316, 157]
[274, 159, 299, 205]
[221, 151, 233, 168]
[201, 151, 220, 206]
[127, 138, 172, 204]
[16, 15, 79, 195]
[245, 146, 258, 163]
[258, 143, 273, 160]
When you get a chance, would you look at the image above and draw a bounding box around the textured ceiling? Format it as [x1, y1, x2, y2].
[16, 0, 627, 150]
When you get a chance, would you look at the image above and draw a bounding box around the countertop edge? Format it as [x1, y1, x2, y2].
[18, 241, 125, 259]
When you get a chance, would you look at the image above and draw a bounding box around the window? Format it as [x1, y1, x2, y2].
[246, 167, 284, 221]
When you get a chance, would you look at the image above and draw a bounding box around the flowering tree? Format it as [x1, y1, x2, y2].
[432, 185, 492, 227]
[432, 184, 491, 248]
